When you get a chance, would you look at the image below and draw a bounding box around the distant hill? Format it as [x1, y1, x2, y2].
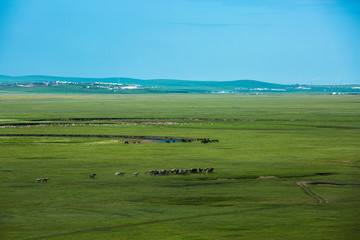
[0, 75, 288, 90]
[0, 75, 359, 94]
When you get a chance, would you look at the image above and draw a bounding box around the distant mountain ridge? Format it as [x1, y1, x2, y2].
[0, 75, 289, 90]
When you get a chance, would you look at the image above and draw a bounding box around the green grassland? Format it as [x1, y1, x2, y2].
[0, 94, 359, 239]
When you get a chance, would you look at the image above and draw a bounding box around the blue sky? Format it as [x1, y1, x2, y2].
[0, 0, 359, 84]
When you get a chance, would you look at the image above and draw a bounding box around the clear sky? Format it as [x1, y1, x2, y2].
[0, 0, 359, 84]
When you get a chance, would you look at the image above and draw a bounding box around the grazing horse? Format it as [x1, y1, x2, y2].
[42, 177, 49, 183]
[90, 173, 96, 178]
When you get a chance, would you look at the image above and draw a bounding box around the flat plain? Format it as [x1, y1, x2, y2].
[0, 94, 359, 240]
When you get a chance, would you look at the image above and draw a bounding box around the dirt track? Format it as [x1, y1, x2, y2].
[296, 181, 329, 204]
[29, 117, 257, 122]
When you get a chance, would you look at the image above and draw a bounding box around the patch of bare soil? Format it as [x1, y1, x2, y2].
[257, 176, 278, 179]
[139, 140, 159, 144]
[339, 160, 358, 163]
[0, 121, 200, 129]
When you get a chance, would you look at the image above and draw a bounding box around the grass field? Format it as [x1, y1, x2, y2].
[1, 94, 359, 239]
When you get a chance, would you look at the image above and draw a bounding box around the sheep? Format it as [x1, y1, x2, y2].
[36, 178, 42, 182]
[90, 173, 96, 178]
[115, 172, 125, 176]
[134, 172, 139, 176]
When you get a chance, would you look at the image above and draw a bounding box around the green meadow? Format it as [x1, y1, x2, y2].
[0, 94, 359, 239]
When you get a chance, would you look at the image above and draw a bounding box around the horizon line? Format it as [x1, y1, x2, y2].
[1, 74, 359, 86]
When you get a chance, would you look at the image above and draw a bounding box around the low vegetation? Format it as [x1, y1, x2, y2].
[0, 94, 359, 239]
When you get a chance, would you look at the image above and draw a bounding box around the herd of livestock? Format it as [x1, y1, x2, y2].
[36, 168, 215, 182]
[115, 167, 215, 177]
[36, 138, 218, 182]
[124, 138, 219, 144]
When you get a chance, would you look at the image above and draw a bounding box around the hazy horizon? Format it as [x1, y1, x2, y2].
[2, 74, 360, 86]
[0, 0, 359, 85]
